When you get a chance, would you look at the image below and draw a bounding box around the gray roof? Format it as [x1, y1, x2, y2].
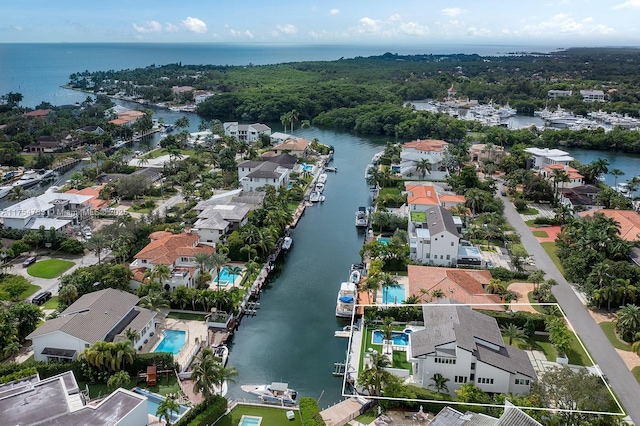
[425, 205, 459, 236]
[0, 192, 92, 219]
[247, 162, 283, 179]
[114, 307, 156, 343]
[198, 203, 250, 222]
[27, 288, 150, 344]
[194, 213, 230, 231]
[250, 123, 271, 132]
[411, 303, 536, 379]
[431, 401, 542, 426]
[267, 153, 297, 168]
[238, 160, 263, 169]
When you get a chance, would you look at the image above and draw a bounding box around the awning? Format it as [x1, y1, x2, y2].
[41, 347, 77, 358]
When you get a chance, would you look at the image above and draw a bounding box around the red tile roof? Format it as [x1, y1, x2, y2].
[23, 109, 54, 117]
[578, 209, 640, 241]
[407, 265, 503, 309]
[406, 184, 439, 206]
[134, 232, 214, 266]
[403, 139, 449, 152]
[66, 185, 108, 210]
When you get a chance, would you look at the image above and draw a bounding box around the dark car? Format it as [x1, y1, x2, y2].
[22, 256, 37, 267]
[32, 291, 52, 305]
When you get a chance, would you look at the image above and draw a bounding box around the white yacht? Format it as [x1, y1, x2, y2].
[282, 236, 293, 251]
[213, 345, 229, 367]
[335, 281, 357, 318]
[318, 173, 328, 184]
[315, 182, 325, 193]
[0, 186, 13, 199]
[309, 191, 321, 203]
[12, 170, 41, 188]
[241, 382, 298, 406]
[37, 169, 57, 181]
[355, 207, 369, 227]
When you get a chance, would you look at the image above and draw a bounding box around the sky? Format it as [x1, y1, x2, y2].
[1, 0, 640, 46]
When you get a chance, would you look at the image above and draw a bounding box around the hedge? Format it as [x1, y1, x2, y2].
[175, 395, 227, 426]
[532, 217, 560, 226]
[490, 267, 529, 282]
[300, 397, 326, 426]
[0, 366, 38, 384]
[477, 310, 547, 332]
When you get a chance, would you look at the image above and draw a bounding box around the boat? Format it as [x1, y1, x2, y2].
[36, 169, 57, 181]
[0, 186, 13, 199]
[318, 173, 328, 184]
[324, 167, 337, 172]
[282, 236, 293, 251]
[315, 182, 325, 193]
[319, 195, 326, 202]
[349, 269, 361, 285]
[241, 382, 298, 406]
[213, 345, 229, 367]
[355, 207, 369, 227]
[12, 170, 42, 188]
[336, 281, 357, 318]
[309, 191, 321, 203]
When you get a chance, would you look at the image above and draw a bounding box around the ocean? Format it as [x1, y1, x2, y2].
[0, 42, 561, 108]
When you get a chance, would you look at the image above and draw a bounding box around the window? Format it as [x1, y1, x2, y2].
[440, 255, 443, 259]
[478, 378, 494, 384]
[451, 242, 454, 246]
[471, 363, 476, 370]
[446, 255, 450, 260]
[470, 374, 475, 381]
[434, 357, 456, 364]
[515, 379, 530, 385]
[454, 376, 468, 383]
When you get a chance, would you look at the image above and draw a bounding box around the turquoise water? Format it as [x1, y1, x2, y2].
[154, 330, 186, 355]
[382, 284, 406, 304]
[133, 388, 189, 422]
[372, 331, 410, 346]
[301, 163, 314, 172]
[213, 266, 238, 285]
[240, 416, 262, 426]
[377, 237, 391, 245]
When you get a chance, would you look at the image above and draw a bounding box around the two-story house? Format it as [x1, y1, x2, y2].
[237, 154, 297, 192]
[408, 301, 536, 395]
[525, 147, 574, 169]
[270, 138, 311, 158]
[27, 288, 157, 361]
[399, 139, 449, 180]
[540, 164, 584, 188]
[129, 231, 215, 290]
[0, 192, 92, 231]
[223, 122, 271, 143]
[192, 202, 251, 245]
[409, 205, 460, 266]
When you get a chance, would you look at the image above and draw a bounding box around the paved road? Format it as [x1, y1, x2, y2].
[499, 188, 640, 423]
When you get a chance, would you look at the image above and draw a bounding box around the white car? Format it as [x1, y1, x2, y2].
[84, 231, 93, 239]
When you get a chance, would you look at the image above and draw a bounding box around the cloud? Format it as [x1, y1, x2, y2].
[224, 25, 254, 39]
[330, 9, 340, 16]
[355, 15, 428, 37]
[182, 17, 207, 33]
[165, 23, 179, 33]
[441, 7, 465, 17]
[276, 24, 298, 35]
[523, 13, 614, 35]
[613, 0, 640, 9]
[12, 25, 23, 31]
[132, 21, 162, 34]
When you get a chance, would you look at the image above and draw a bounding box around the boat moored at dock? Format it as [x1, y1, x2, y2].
[335, 281, 357, 318]
[241, 382, 298, 406]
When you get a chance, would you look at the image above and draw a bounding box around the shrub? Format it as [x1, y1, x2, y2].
[174, 395, 227, 426]
[60, 238, 85, 254]
[533, 217, 560, 226]
[129, 352, 176, 374]
[0, 366, 38, 384]
[300, 397, 326, 426]
[478, 310, 547, 332]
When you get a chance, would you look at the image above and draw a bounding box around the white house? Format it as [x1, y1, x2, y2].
[399, 139, 449, 180]
[580, 89, 605, 102]
[129, 231, 215, 289]
[540, 164, 584, 188]
[408, 302, 536, 396]
[27, 288, 157, 361]
[547, 89, 573, 99]
[193, 202, 251, 245]
[237, 153, 297, 192]
[223, 122, 271, 143]
[409, 205, 460, 266]
[0, 192, 92, 231]
[0, 370, 148, 426]
[524, 147, 574, 169]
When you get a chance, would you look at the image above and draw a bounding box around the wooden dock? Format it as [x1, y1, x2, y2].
[320, 397, 371, 426]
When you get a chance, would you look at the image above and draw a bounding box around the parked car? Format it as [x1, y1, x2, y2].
[84, 231, 93, 239]
[32, 291, 52, 305]
[22, 256, 37, 267]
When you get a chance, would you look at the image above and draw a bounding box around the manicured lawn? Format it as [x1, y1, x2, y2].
[78, 373, 181, 400]
[166, 311, 207, 321]
[42, 296, 59, 310]
[0, 279, 40, 302]
[599, 321, 633, 351]
[392, 350, 412, 372]
[411, 212, 426, 222]
[27, 259, 74, 279]
[633, 366, 640, 385]
[517, 207, 539, 215]
[213, 405, 302, 426]
[566, 331, 592, 366]
[531, 334, 557, 361]
[127, 205, 154, 214]
[540, 242, 565, 276]
[355, 410, 378, 425]
[532, 230, 548, 238]
[525, 219, 536, 226]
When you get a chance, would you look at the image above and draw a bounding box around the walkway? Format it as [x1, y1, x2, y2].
[498, 186, 640, 423]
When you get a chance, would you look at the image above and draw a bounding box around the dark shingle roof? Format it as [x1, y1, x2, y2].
[425, 205, 459, 236]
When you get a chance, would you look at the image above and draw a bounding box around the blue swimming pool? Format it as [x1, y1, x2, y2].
[213, 266, 239, 285]
[372, 330, 410, 346]
[377, 237, 391, 245]
[239, 415, 263, 426]
[301, 163, 314, 172]
[154, 330, 186, 355]
[133, 388, 189, 423]
[382, 284, 405, 304]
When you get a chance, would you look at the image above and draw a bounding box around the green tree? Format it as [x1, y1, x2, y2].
[156, 396, 180, 426]
[615, 304, 640, 342]
[414, 158, 432, 179]
[58, 284, 79, 306]
[429, 373, 450, 394]
[139, 292, 169, 312]
[500, 323, 526, 346]
[107, 371, 131, 391]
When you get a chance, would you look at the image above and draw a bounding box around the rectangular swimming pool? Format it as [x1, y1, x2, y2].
[372, 330, 410, 346]
[382, 283, 405, 304]
[239, 415, 263, 426]
[133, 388, 189, 423]
[213, 266, 239, 286]
[154, 329, 186, 355]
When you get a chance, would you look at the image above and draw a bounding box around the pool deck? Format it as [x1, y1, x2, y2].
[208, 262, 245, 290]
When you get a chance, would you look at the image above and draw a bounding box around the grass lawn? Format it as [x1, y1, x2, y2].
[526, 292, 545, 314]
[166, 311, 207, 321]
[599, 321, 633, 351]
[27, 259, 74, 279]
[214, 405, 302, 426]
[42, 296, 59, 310]
[540, 242, 565, 276]
[530, 334, 557, 361]
[517, 207, 539, 215]
[411, 211, 426, 222]
[127, 205, 154, 214]
[79, 373, 181, 400]
[0, 282, 40, 302]
[525, 219, 536, 226]
[566, 331, 592, 366]
[355, 410, 378, 425]
[532, 230, 549, 238]
[633, 366, 640, 385]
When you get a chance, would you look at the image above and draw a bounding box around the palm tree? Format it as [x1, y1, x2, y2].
[111, 340, 135, 371]
[191, 348, 223, 399]
[58, 284, 78, 306]
[6, 186, 31, 201]
[137, 156, 149, 167]
[429, 373, 450, 394]
[240, 244, 257, 262]
[78, 341, 114, 372]
[125, 328, 140, 345]
[211, 359, 239, 393]
[380, 273, 400, 304]
[208, 252, 230, 290]
[227, 265, 243, 283]
[360, 274, 382, 304]
[464, 188, 485, 216]
[156, 396, 180, 426]
[551, 169, 570, 206]
[194, 252, 211, 273]
[414, 158, 432, 179]
[430, 289, 445, 301]
[107, 370, 131, 391]
[359, 351, 392, 396]
[485, 278, 506, 295]
[529, 270, 545, 291]
[615, 304, 640, 342]
[86, 233, 107, 264]
[139, 292, 170, 312]
[632, 340, 640, 357]
[610, 168, 625, 188]
[150, 264, 171, 288]
[500, 323, 526, 345]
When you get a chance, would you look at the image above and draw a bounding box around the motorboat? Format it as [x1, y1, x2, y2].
[355, 207, 369, 227]
[282, 236, 293, 251]
[315, 182, 325, 193]
[36, 169, 57, 181]
[324, 167, 337, 172]
[12, 170, 42, 188]
[241, 382, 298, 406]
[336, 281, 358, 318]
[213, 345, 229, 367]
[319, 195, 326, 202]
[318, 173, 328, 184]
[309, 191, 321, 203]
[349, 269, 361, 285]
[0, 186, 13, 199]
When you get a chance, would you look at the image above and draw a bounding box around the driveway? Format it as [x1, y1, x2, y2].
[498, 187, 640, 422]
